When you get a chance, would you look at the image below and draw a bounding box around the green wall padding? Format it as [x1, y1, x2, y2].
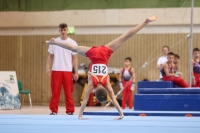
[0, 0, 199, 12]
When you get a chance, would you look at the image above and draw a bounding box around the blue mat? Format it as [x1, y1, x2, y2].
[1, 115, 200, 133]
[138, 81, 174, 88]
[134, 94, 200, 111]
[138, 88, 200, 94]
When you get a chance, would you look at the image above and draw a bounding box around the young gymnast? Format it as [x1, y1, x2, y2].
[46, 16, 157, 120]
[119, 57, 135, 109]
[174, 54, 180, 65]
[174, 54, 182, 76]
[192, 48, 200, 87]
[161, 52, 189, 87]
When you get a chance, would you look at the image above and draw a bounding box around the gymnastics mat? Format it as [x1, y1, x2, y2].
[138, 88, 200, 94]
[134, 94, 200, 111]
[1, 115, 200, 133]
[138, 81, 174, 89]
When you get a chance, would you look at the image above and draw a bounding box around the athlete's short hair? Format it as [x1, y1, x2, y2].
[193, 48, 200, 53]
[95, 87, 107, 103]
[59, 23, 68, 28]
[174, 54, 180, 59]
[167, 52, 174, 56]
[162, 45, 170, 51]
[125, 57, 132, 62]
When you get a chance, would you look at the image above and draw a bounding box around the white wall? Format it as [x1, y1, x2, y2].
[1, 25, 200, 35]
[1, 8, 200, 27]
[0, 8, 200, 35]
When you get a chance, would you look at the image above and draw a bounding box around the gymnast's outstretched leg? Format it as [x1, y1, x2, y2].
[105, 16, 157, 52]
[46, 16, 157, 55]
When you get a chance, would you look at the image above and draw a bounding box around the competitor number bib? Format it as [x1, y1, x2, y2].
[91, 64, 108, 76]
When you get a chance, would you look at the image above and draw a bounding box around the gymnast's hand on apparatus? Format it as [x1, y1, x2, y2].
[145, 16, 157, 23]
[46, 38, 56, 44]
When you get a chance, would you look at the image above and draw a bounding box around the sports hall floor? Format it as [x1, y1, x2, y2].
[1, 106, 200, 133]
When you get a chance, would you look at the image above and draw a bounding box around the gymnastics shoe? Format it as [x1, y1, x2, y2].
[67, 112, 73, 115]
[50, 112, 57, 115]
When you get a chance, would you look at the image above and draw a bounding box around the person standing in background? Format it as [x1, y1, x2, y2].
[192, 48, 200, 87]
[119, 57, 135, 109]
[156, 46, 170, 80]
[46, 23, 79, 115]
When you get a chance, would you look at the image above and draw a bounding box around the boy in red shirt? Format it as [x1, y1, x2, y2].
[46, 16, 157, 120]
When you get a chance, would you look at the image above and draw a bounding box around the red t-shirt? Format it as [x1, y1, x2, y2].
[86, 45, 113, 87]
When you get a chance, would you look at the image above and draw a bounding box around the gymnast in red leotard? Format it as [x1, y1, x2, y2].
[46, 16, 157, 120]
[86, 45, 113, 87]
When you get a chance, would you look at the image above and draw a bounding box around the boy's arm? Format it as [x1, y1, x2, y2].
[78, 88, 91, 120]
[157, 64, 164, 70]
[118, 68, 124, 90]
[72, 55, 79, 81]
[156, 58, 164, 70]
[164, 64, 175, 77]
[105, 16, 157, 52]
[46, 38, 91, 56]
[46, 53, 54, 76]
[130, 68, 136, 91]
[132, 68, 135, 83]
[156, 64, 162, 69]
[119, 68, 123, 82]
[78, 76, 94, 120]
[106, 76, 124, 120]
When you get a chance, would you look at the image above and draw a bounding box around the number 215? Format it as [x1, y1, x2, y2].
[93, 66, 106, 74]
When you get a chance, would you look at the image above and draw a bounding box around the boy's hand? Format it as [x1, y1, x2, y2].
[114, 115, 124, 120]
[174, 72, 180, 78]
[46, 69, 51, 77]
[174, 74, 179, 78]
[119, 82, 123, 90]
[73, 73, 79, 81]
[46, 38, 56, 44]
[120, 85, 124, 90]
[192, 78, 196, 85]
[178, 72, 183, 76]
[131, 86, 135, 91]
[78, 117, 89, 120]
[145, 16, 157, 23]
